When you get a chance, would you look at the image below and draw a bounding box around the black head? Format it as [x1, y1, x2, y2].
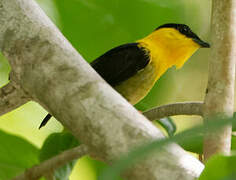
[156, 23, 210, 48]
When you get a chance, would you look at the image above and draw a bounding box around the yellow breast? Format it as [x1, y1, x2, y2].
[114, 61, 158, 105]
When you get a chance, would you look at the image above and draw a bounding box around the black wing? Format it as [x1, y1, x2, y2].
[90, 43, 150, 86]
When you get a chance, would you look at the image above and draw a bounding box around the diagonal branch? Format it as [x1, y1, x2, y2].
[0, 82, 29, 116]
[12, 145, 88, 180]
[12, 102, 204, 180]
[143, 102, 203, 121]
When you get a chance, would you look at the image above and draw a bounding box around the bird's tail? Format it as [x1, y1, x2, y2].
[39, 114, 52, 129]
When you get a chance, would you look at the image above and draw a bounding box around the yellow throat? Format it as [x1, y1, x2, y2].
[137, 28, 201, 79]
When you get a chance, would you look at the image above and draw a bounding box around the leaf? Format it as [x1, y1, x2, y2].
[177, 116, 236, 154]
[198, 154, 236, 180]
[39, 132, 80, 180]
[0, 130, 39, 180]
[157, 117, 176, 136]
[157, 117, 203, 154]
[178, 133, 236, 154]
[177, 133, 203, 154]
[179, 133, 236, 154]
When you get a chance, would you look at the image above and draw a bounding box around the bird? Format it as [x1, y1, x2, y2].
[39, 23, 210, 129]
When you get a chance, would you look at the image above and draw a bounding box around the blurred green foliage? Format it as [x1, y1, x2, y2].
[0, 0, 212, 179]
[55, 0, 187, 60]
[199, 154, 236, 180]
[0, 130, 39, 180]
[178, 132, 203, 154]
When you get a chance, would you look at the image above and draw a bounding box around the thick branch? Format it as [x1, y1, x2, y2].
[0, 0, 204, 179]
[12, 145, 88, 180]
[0, 82, 29, 116]
[203, 0, 236, 159]
[143, 102, 203, 121]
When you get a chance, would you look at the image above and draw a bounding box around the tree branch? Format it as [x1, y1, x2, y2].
[0, 0, 204, 179]
[0, 82, 29, 116]
[13, 102, 205, 180]
[12, 145, 88, 180]
[143, 102, 203, 121]
[203, 0, 236, 160]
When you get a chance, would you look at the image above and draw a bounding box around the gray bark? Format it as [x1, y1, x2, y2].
[143, 102, 203, 121]
[203, 0, 236, 159]
[0, 83, 29, 115]
[0, 0, 203, 179]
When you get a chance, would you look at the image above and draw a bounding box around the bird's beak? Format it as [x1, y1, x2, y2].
[193, 38, 210, 48]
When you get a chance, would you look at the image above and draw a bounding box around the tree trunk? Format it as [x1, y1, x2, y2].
[203, 0, 236, 160]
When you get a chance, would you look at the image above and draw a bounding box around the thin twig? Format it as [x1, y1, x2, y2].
[143, 102, 203, 121]
[12, 145, 88, 180]
[0, 83, 29, 116]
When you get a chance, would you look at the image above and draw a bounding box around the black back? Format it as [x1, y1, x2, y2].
[91, 43, 150, 86]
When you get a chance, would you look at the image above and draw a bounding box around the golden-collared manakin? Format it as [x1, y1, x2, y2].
[39, 23, 210, 129]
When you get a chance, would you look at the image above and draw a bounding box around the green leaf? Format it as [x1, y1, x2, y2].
[177, 133, 203, 154]
[176, 117, 236, 154]
[39, 132, 80, 180]
[179, 133, 236, 154]
[157, 117, 176, 137]
[0, 130, 39, 180]
[199, 154, 236, 180]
